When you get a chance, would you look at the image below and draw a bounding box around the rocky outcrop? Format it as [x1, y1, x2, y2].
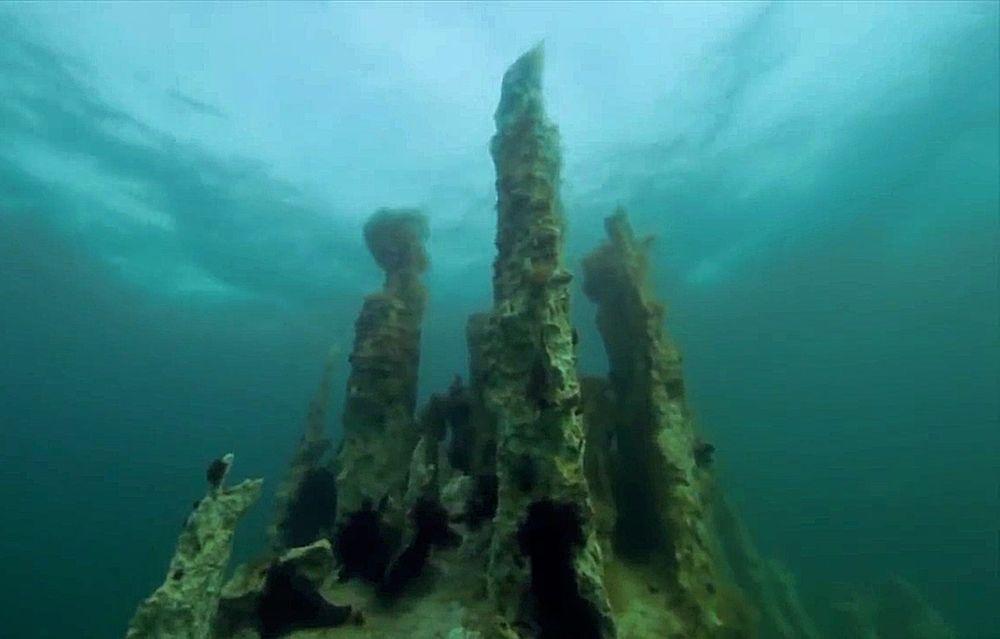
[581, 209, 723, 638]
[480, 44, 615, 639]
[213, 539, 358, 639]
[333, 208, 429, 581]
[126, 454, 262, 639]
[269, 348, 339, 552]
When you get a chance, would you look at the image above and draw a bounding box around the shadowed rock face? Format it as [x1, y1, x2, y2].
[270, 349, 339, 552]
[582, 209, 722, 638]
[125, 454, 262, 639]
[481, 44, 616, 639]
[124, 41, 965, 639]
[333, 208, 429, 573]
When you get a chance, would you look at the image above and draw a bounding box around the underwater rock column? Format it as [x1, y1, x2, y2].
[333, 208, 429, 580]
[125, 454, 262, 639]
[268, 347, 339, 552]
[483, 45, 615, 639]
[582, 209, 721, 637]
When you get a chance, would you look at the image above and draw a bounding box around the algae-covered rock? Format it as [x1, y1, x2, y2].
[582, 210, 725, 638]
[213, 539, 357, 639]
[269, 348, 339, 552]
[481, 43, 616, 639]
[126, 454, 262, 639]
[334, 208, 429, 580]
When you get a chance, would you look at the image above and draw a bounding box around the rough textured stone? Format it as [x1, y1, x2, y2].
[465, 313, 498, 477]
[126, 454, 262, 639]
[213, 539, 354, 639]
[333, 208, 429, 572]
[481, 44, 616, 639]
[582, 209, 723, 638]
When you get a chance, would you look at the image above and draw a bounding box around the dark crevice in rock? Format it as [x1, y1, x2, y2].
[256, 562, 354, 639]
[612, 410, 671, 561]
[334, 504, 396, 584]
[277, 467, 338, 549]
[464, 473, 499, 529]
[693, 439, 715, 469]
[380, 498, 460, 597]
[512, 454, 539, 493]
[518, 500, 604, 639]
[527, 358, 553, 410]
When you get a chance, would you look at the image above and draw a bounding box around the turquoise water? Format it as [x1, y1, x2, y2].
[0, 3, 997, 638]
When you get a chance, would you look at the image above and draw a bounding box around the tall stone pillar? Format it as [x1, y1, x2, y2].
[582, 209, 721, 638]
[333, 208, 429, 581]
[483, 45, 615, 639]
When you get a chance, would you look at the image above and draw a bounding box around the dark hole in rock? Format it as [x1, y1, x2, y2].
[465, 474, 499, 529]
[512, 455, 538, 493]
[256, 562, 354, 639]
[278, 468, 339, 548]
[613, 464, 666, 559]
[611, 399, 671, 561]
[517, 500, 604, 639]
[423, 376, 474, 473]
[527, 359, 553, 410]
[334, 505, 394, 583]
[381, 498, 460, 597]
[422, 394, 449, 442]
[478, 437, 497, 472]
[446, 403, 474, 472]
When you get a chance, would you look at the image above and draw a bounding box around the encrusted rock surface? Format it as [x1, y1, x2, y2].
[582, 209, 723, 638]
[126, 454, 263, 639]
[213, 539, 357, 639]
[481, 44, 615, 639]
[126, 45, 961, 639]
[269, 348, 339, 551]
[333, 208, 429, 579]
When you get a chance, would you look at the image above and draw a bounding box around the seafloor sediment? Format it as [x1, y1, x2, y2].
[126, 45, 958, 639]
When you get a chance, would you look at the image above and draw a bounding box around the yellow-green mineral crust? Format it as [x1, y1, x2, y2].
[480, 44, 616, 639]
[126, 454, 263, 639]
[333, 208, 429, 574]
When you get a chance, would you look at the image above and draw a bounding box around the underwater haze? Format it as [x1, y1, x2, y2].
[0, 2, 997, 638]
